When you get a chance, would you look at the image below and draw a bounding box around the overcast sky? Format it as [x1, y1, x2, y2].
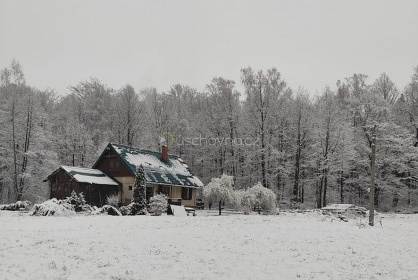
[1, 0, 418, 96]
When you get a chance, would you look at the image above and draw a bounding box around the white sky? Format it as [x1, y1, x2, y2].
[1, 0, 418, 96]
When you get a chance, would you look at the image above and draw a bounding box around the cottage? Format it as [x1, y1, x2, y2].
[44, 165, 120, 206]
[92, 143, 203, 207]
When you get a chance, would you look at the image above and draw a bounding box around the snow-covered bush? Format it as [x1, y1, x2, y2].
[0, 201, 31, 211]
[248, 182, 277, 214]
[119, 204, 131, 216]
[106, 193, 120, 207]
[203, 174, 235, 215]
[32, 198, 76, 216]
[93, 205, 122, 216]
[65, 190, 88, 212]
[235, 190, 256, 215]
[149, 194, 168, 216]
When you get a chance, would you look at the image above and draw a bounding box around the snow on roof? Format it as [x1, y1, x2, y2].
[61, 166, 119, 186]
[110, 143, 203, 188]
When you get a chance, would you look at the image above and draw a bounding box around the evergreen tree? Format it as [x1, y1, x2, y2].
[131, 165, 147, 215]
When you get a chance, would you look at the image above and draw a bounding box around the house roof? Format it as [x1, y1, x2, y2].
[44, 165, 120, 186]
[101, 143, 203, 188]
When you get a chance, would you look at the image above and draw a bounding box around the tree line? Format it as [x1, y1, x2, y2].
[1, 59, 417, 210]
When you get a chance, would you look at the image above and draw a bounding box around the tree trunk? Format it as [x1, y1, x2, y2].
[293, 110, 302, 201]
[340, 169, 344, 204]
[316, 179, 322, 209]
[17, 95, 33, 201]
[11, 97, 18, 202]
[322, 169, 328, 207]
[218, 200, 222, 215]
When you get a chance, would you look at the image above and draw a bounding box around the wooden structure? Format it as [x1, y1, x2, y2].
[45, 166, 120, 207]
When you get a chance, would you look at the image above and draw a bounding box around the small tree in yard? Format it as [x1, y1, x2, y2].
[149, 194, 168, 216]
[66, 190, 87, 212]
[249, 182, 277, 214]
[130, 165, 147, 215]
[203, 174, 234, 215]
[236, 189, 256, 215]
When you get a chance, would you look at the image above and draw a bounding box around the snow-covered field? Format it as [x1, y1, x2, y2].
[1, 210, 417, 280]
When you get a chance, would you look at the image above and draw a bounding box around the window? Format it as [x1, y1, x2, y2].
[128, 186, 132, 191]
[181, 187, 192, 200]
[157, 185, 170, 196]
[109, 158, 119, 171]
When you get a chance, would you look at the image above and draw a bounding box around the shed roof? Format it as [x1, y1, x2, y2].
[45, 165, 120, 186]
[100, 143, 203, 188]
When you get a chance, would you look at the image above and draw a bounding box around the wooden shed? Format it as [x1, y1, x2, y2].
[44, 166, 121, 207]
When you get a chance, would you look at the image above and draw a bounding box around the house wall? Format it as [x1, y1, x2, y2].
[114, 176, 135, 205]
[171, 186, 196, 207]
[183, 188, 197, 207]
[114, 176, 197, 207]
[95, 151, 131, 177]
[49, 169, 81, 200]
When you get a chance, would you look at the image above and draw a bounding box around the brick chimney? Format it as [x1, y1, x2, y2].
[161, 145, 168, 161]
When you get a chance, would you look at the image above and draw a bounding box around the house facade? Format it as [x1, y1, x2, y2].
[93, 143, 203, 207]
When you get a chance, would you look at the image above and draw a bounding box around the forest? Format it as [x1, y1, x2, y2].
[0, 59, 417, 211]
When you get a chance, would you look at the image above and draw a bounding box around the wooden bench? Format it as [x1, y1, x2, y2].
[184, 207, 196, 216]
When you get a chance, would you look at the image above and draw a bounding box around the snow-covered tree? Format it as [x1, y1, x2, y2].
[203, 174, 235, 215]
[65, 190, 87, 212]
[235, 189, 255, 215]
[248, 182, 277, 214]
[130, 165, 147, 215]
[149, 194, 168, 216]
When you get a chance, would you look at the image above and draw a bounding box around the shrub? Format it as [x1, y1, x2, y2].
[0, 201, 31, 211]
[32, 199, 76, 216]
[119, 205, 131, 216]
[106, 194, 120, 207]
[65, 190, 88, 212]
[93, 205, 122, 216]
[236, 190, 256, 215]
[149, 194, 168, 216]
[248, 182, 277, 214]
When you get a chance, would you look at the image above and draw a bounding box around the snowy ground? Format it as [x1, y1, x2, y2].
[1, 210, 417, 280]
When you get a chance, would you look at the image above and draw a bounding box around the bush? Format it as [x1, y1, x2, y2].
[93, 205, 122, 216]
[149, 194, 168, 216]
[248, 183, 277, 214]
[235, 190, 256, 215]
[106, 194, 120, 207]
[32, 199, 76, 216]
[119, 204, 131, 216]
[0, 201, 31, 211]
[65, 191, 88, 212]
[234, 183, 277, 215]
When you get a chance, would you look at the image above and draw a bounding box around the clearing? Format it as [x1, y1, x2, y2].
[0, 210, 417, 280]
